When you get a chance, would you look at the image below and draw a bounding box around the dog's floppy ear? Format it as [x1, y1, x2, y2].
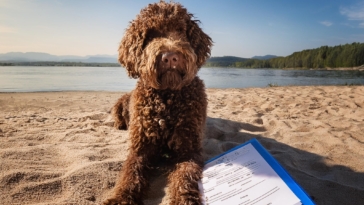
[186, 17, 213, 68]
[118, 23, 144, 79]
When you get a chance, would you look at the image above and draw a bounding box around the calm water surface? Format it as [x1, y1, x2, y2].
[0, 66, 363, 92]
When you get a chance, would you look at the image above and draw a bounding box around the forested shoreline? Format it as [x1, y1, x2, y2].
[1, 42, 364, 69]
[205, 42, 364, 69]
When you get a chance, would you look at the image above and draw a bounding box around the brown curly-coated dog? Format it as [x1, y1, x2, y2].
[103, 1, 212, 205]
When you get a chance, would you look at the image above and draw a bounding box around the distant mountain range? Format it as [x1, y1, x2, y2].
[3, 42, 362, 69]
[0, 52, 278, 64]
[251, 55, 279, 60]
[0, 52, 118, 63]
[205, 55, 279, 66]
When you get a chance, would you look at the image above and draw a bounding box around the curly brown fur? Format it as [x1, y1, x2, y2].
[104, 1, 212, 204]
[112, 92, 131, 130]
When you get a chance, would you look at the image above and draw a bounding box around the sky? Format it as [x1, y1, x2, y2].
[1, 0, 364, 58]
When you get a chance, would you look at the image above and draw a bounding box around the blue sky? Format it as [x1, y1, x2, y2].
[1, 0, 363, 58]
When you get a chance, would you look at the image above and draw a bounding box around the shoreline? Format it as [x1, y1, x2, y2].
[1, 83, 363, 94]
[1, 86, 364, 204]
[2, 64, 364, 70]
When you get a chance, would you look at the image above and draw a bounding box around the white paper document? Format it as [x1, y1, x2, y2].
[198, 142, 303, 205]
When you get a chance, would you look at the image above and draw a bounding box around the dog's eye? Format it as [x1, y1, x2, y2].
[178, 28, 185, 33]
[142, 29, 162, 49]
[142, 36, 152, 49]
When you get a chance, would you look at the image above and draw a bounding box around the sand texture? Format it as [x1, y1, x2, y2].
[0, 86, 363, 205]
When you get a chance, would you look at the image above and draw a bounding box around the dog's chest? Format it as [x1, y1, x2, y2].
[138, 90, 188, 140]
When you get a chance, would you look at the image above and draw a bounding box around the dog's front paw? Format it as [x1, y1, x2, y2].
[103, 198, 130, 205]
[103, 195, 141, 205]
[103, 197, 121, 205]
[175, 195, 202, 205]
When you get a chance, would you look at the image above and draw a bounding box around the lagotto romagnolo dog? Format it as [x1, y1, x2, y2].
[103, 1, 212, 204]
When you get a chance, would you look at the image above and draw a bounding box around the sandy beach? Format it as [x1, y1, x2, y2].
[1, 86, 363, 205]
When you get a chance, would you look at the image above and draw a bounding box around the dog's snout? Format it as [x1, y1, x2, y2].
[161, 52, 180, 68]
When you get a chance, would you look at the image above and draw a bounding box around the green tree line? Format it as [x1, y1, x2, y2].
[205, 42, 364, 69]
[2, 42, 363, 69]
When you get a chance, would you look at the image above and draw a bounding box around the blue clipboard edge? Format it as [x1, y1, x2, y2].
[204, 138, 315, 205]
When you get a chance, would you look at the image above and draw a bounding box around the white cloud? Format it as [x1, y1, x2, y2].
[340, 3, 364, 28]
[320, 21, 333, 27]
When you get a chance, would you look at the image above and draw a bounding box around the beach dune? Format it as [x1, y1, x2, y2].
[1, 86, 363, 204]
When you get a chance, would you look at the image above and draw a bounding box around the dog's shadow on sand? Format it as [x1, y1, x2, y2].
[146, 117, 364, 205]
[204, 117, 364, 205]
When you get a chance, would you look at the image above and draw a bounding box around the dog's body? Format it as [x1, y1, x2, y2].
[104, 1, 212, 204]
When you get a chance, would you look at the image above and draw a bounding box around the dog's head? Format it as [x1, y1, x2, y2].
[118, 1, 213, 90]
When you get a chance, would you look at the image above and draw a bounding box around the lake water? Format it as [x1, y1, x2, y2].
[0, 66, 363, 92]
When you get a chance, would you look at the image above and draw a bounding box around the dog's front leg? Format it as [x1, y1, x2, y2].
[103, 151, 150, 205]
[167, 155, 204, 205]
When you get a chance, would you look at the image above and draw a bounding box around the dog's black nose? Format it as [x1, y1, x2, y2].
[161, 52, 179, 68]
